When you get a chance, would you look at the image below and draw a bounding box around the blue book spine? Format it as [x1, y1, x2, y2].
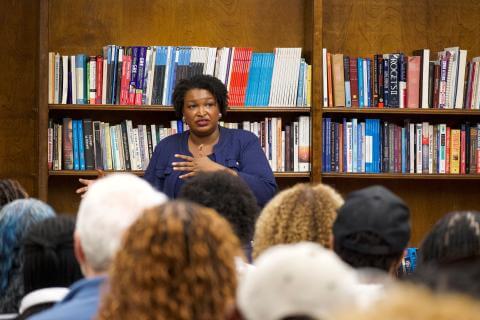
[78, 120, 86, 170]
[167, 47, 179, 105]
[257, 54, 269, 106]
[352, 118, 357, 172]
[322, 118, 326, 172]
[325, 118, 331, 172]
[365, 119, 372, 173]
[401, 127, 406, 173]
[73, 120, 80, 171]
[357, 58, 364, 107]
[366, 59, 372, 107]
[375, 119, 381, 173]
[129, 46, 139, 103]
[263, 53, 275, 106]
[245, 53, 260, 106]
[296, 59, 306, 107]
[357, 122, 363, 172]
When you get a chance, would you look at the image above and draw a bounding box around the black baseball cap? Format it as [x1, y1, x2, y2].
[333, 185, 411, 255]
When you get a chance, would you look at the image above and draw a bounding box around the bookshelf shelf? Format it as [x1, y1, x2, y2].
[49, 104, 311, 113]
[49, 170, 310, 178]
[321, 173, 480, 180]
[322, 107, 480, 116]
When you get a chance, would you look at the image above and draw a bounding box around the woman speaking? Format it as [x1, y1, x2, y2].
[78, 75, 277, 207]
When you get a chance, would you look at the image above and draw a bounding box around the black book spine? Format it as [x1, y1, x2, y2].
[93, 121, 103, 170]
[121, 121, 131, 171]
[388, 54, 400, 108]
[428, 62, 435, 108]
[83, 119, 95, 170]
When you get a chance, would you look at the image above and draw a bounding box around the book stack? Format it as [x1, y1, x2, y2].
[48, 46, 311, 107]
[323, 118, 480, 174]
[322, 47, 474, 109]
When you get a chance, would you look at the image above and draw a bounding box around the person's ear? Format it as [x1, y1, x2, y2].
[74, 232, 86, 269]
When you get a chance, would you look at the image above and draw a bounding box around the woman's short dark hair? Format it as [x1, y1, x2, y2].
[172, 74, 228, 118]
[420, 211, 480, 265]
[0, 179, 28, 209]
[22, 216, 83, 294]
[179, 171, 259, 245]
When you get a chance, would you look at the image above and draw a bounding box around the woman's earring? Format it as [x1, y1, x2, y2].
[219, 113, 222, 118]
[182, 117, 185, 122]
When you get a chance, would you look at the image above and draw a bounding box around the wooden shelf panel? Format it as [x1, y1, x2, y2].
[49, 170, 310, 178]
[322, 107, 480, 116]
[321, 173, 480, 180]
[49, 104, 311, 113]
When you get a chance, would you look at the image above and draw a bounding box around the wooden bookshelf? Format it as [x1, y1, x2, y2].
[322, 107, 480, 116]
[49, 170, 310, 178]
[322, 173, 480, 180]
[37, 0, 318, 215]
[49, 104, 311, 113]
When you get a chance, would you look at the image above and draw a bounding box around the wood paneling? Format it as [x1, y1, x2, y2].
[48, 0, 306, 53]
[322, 179, 480, 245]
[0, 1, 39, 196]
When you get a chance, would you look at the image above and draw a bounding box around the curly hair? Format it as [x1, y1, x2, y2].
[253, 183, 343, 259]
[179, 171, 259, 245]
[172, 74, 228, 118]
[419, 211, 480, 265]
[0, 179, 28, 209]
[97, 200, 241, 320]
[0, 199, 55, 313]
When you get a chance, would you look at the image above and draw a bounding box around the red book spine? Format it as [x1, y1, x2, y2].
[327, 53, 333, 107]
[120, 53, 128, 105]
[467, 62, 477, 109]
[446, 127, 451, 174]
[460, 126, 466, 174]
[95, 56, 103, 104]
[349, 57, 359, 107]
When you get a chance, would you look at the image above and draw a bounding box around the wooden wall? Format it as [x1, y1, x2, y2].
[0, 1, 40, 196]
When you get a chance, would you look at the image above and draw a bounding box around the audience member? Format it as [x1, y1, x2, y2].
[179, 171, 259, 261]
[333, 185, 411, 275]
[236, 242, 359, 320]
[0, 199, 55, 313]
[336, 284, 480, 320]
[16, 216, 83, 319]
[0, 179, 28, 209]
[97, 200, 242, 320]
[253, 183, 342, 259]
[30, 173, 167, 320]
[410, 211, 480, 299]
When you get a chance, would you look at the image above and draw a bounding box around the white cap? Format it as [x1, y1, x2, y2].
[237, 242, 359, 320]
[19, 287, 69, 314]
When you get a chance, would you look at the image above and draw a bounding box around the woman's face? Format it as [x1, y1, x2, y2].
[182, 88, 221, 137]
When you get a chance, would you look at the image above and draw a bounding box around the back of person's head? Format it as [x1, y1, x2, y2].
[22, 216, 82, 294]
[419, 211, 480, 265]
[0, 179, 28, 209]
[253, 183, 343, 259]
[179, 171, 259, 245]
[76, 173, 167, 273]
[336, 284, 480, 320]
[237, 242, 359, 320]
[333, 185, 410, 272]
[0, 199, 55, 313]
[97, 200, 242, 320]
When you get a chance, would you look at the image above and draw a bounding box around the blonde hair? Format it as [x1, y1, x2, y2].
[97, 200, 242, 320]
[337, 284, 480, 320]
[253, 183, 343, 259]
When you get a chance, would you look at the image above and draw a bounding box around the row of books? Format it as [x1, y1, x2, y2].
[48, 117, 311, 173]
[48, 46, 311, 108]
[220, 116, 311, 172]
[323, 47, 477, 109]
[323, 118, 480, 174]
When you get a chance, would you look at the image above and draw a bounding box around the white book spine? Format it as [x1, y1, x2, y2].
[428, 124, 434, 173]
[455, 50, 467, 109]
[151, 124, 157, 150]
[293, 121, 299, 172]
[421, 49, 430, 108]
[347, 122, 353, 173]
[416, 124, 423, 173]
[281, 131, 285, 172]
[61, 55, 69, 104]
